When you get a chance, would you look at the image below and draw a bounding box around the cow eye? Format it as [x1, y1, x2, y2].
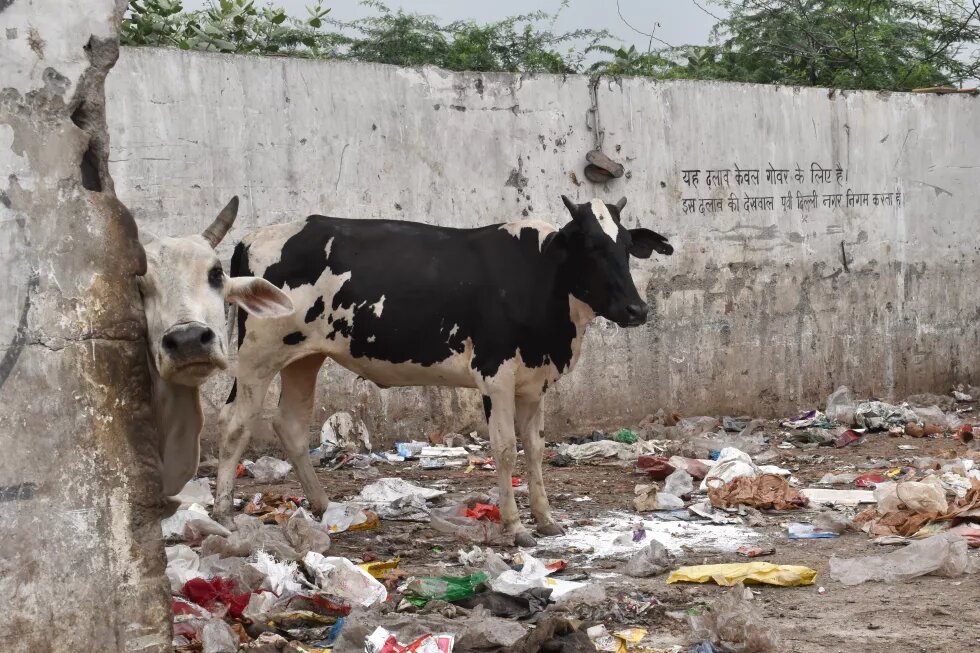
[208, 266, 223, 288]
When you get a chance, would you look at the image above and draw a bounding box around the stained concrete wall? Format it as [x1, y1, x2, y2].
[106, 47, 980, 449]
[1, 3, 170, 651]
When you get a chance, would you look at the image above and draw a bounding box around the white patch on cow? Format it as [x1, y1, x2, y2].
[499, 220, 555, 252]
[589, 199, 620, 242]
[449, 324, 459, 338]
[372, 295, 385, 317]
[367, 335, 376, 343]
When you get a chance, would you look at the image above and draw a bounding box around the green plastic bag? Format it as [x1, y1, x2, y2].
[614, 428, 637, 444]
[404, 571, 488, 607]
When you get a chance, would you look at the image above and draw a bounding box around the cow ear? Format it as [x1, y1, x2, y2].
[224, 277, 294, 318]
[629, 228, 673, 258]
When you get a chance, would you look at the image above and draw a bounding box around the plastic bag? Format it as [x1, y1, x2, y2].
[829, 533, 971, 585]
[201, 618, 239, 653]
[244, 551, 301, 595]
[689, 584, 779, 653]
[303, 552, 387, 607]
[701, 448, 759, 491]
[321, 410, 372, 451]
[875, 478, 948, 514]
[667, 562, 817, 587]
[404, 572, 488, 606]
[165, 544, 204, 592]
[825, 385, 856, 425]
[322, 501, 375, 533]
[200, 514, 299, 561]
[677, 416, 721, 437]
[284, 508, 331, 556]
[161, 503, 231, 542]
[664, 469, 694, 497]
[171, 477, 214, 507]
[244, 456, 293, 483]
[430, 504, 510, 545]
[623, 539, 674, 578]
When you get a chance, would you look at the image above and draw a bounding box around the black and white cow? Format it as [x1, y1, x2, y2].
[215, 195, 672, 545]
[138, 198, 294, 498]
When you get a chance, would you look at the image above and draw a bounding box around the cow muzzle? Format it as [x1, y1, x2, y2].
[158, 322, 227, 385]
[614, 302, 649, 328]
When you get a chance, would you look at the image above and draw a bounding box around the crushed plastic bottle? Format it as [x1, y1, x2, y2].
[404, 572, 488, 606]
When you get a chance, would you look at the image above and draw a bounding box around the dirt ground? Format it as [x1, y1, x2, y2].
[230, 429, 980, 653]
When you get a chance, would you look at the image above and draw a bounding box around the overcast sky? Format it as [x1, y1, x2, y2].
[181, 0, 724, 50]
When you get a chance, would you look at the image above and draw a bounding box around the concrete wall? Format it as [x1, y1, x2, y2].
[106, 47, 980, 449]
[1, 3, 170, 651]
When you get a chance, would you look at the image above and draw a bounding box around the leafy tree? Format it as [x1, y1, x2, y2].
[122, 0, 337, 56]
[121, 0, 604, 73]
[665, 0, 980, 90]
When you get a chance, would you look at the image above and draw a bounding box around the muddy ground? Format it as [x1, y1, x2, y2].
[230, 430, 980, 653]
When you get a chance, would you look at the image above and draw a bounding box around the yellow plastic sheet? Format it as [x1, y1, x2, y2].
[358, 556, 400, 579]
[666, 562, 817, 586]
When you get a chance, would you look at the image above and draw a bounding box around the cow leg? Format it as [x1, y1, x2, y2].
[484, 386, 535, 547]
[516, 396, 563, 536]
[214, 373, 275, 525]
[273, 354, 329, 514]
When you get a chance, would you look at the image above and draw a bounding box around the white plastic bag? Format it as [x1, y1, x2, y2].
[244, 551, 301, 594]
[701, 448, 759, 491]
[165, 544, 204, 592]
[244, 456, 293, 483]
[829, 533, 972, 585]
[303, 552, 387, 607]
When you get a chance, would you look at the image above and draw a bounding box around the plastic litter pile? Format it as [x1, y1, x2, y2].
[164, 392, 980, 652]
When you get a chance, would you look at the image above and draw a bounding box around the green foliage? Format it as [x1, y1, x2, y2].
[663, 0, 980, 90]
[121, 0, 980, 91]
[122, 0, 338, 55]
[121, 0, 604, 73]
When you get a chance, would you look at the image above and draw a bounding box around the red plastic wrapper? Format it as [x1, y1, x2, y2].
[854, 472, 887, 488]
[463, 503, 501, 522]
[180, 576, 252, 619]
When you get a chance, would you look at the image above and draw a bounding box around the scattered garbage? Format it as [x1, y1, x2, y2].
[304, 552, 388, 607]
[853, 401, 918, 431]
[158, 389, 980, 650]
[243, 456, 293, 483]
[787, 523, 839, 539]
[172, 477, 215, 507]
[667, 562, 817, 587]
[689, 584, 779, 652]
[322, 411, 372, 451]
[623, 539, 675, 577]
[405, 572, 488, 606]
[708, 474, 808, 510]
[829, 533, 975, 585]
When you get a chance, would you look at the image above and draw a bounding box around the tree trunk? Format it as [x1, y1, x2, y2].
[0, 1, 171, 650]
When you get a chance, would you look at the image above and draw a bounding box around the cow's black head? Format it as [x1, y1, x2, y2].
[547, 195, 673, 327]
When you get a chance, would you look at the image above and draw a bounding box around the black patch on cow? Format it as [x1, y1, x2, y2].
[245, 199, 670, 385]
[283, 331, 306, 345]
[482, 395, 493, 422]
[229, 241, 252, 348]
[305, 296, 325, 323]
[226, 380, 237, 404]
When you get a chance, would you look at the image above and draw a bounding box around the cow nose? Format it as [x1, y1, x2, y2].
[162, 324, 215, 356]
[626, 302, 648, 324]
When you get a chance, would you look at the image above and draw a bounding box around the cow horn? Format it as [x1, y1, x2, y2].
[202, 196, 239, 248]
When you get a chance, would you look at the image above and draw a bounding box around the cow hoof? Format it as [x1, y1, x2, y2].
[535, 522, 565, 537]
[514, 530, 537, 548]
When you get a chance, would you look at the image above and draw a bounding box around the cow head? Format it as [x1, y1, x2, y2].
[139, 197, 294, 386]
[550, 195, 673, 327]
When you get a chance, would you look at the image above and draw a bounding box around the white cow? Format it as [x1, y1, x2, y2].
[138, 197, 293, 497]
